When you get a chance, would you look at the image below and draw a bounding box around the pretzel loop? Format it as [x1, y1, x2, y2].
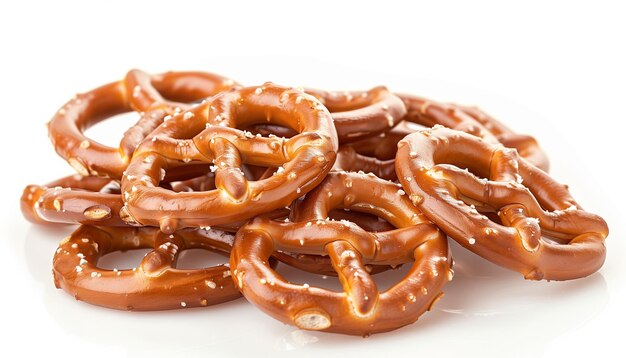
[400, 94, 550, 171]
[396, 127, 608, 280]
[48, 70, 239, 179]
[306, 86, 407, 143]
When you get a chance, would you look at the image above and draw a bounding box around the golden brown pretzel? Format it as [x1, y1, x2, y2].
[121, 83, 338, 233]
[48, 70, 239, 179]
[395, 126, 608, 280]
[53, 225, 240, 311]
[399, 94, 550, 172]
[333, 122, 417, 180]
[21, 174, 124, 226]
[306, 86, 407, 143]
[230, 172, 451, 335]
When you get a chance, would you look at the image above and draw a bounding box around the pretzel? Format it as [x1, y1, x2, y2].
[120, 83, 338, 232]
[48, 69, 240, 179]
[21, 174, 125, 226]
[53, 225, 241, 310]
[399, 94, 550, 171]
[333, 122, 417, 180]
[230, 172, 451, 335]
[305, 86, 407, 143]
[395, 126, 608, 280]
[457, 104, 550, 172]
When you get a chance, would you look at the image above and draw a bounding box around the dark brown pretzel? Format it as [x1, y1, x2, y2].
[306, 86, 407, 143]
[230, 172, 451, 335]
[47, 70, 240, 179]
[21, 174, 124, 226]
[53, 225, 240, 310]
[399, 94, 550, 172]
[120, 83, 338, 233]
[395, 126, 608, 280]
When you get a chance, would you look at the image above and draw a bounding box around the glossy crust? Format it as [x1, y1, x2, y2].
[306, 86, 407, 143]
[53, 226, 240, 310]
[21, 174, 124, 226]
[47, 70, 240, 179]
[395, 126, 608, 280]
[121, 83, 338, 232]
[230, 172, 451, 336]
[333, 122, 418, 180]
[399, 94, 550, 172]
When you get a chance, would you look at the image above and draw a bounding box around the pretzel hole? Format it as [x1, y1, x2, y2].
[175, 249, 229, 269]
[328, 210, 394, 233]
[244, 124, 297, 139]
[276, 261, 343, 291]
[98, 248, 153, 270]
[84, 112, 141, 147]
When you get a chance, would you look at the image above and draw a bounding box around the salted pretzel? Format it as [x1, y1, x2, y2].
[120, 83, 338, 232]
[305, 87, 407, 143]
[230, 172, 451, 335]
[333, 122, 418, 180]
[53, 225, 241, 310]
[395, 126, 608, 281]
[48, 69, 240, 179]
[21, 174, 125, 226]
[399, 94, 550, 172]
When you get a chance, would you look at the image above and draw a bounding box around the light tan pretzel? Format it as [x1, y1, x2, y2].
[53, 225, 240, 310]
[399, 94, 550, 171]
[121, 83, 338, 232]
[395, 126, 608, 280]
[306, 86, 407, 143]
[48, 70, 240, 179]
[230, 172, 451, 336]
[21, 174, 125, 226]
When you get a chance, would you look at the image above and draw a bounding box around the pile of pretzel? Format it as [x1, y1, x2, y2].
[21, 70, 609, 336]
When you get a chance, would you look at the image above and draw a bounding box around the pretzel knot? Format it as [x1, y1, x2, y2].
[395, 126, 608, 281]
[230, 172, 451, 336]
[48, 69, 240, 179]
[53, 225, 240, 310]
[121, 83, 339, 232]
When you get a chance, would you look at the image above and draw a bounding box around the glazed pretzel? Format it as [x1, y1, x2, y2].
[333, 122, 418, 180]
[457, 104, 550, 171]
[395, 126, 608, 280]
[21, 174, 125, 226]
[399, 94, 550, 172]
[48, 69, 239, 179]
[230, 172, 451, 335]
[120, 83, 338, 232]
[53, 225, 240, 310]
[306, 86, 407, 143]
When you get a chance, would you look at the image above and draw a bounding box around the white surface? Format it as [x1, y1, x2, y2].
[1, 1, 625, 357]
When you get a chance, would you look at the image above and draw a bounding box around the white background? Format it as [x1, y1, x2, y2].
[1, 1, 625, 357]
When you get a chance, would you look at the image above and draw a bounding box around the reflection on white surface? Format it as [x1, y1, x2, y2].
[22, 224, 609, 357]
